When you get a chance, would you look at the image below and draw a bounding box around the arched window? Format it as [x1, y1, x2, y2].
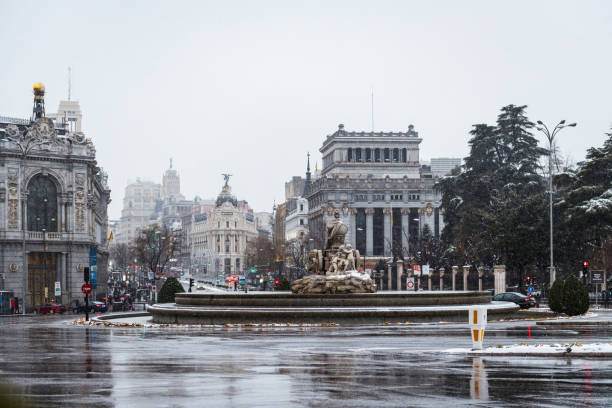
[27, 174, 58, 232]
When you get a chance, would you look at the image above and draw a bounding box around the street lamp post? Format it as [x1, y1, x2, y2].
[535, 120, 576, 288]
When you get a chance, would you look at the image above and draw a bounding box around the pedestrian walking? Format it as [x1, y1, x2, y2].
[14, 297, 19, 314]
[10, 298, 15, 314]
[602, 289, 609, 309]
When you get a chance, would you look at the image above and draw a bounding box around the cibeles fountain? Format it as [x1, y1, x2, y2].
[146, 214, 519, 325]
[291, 210, 376, 294]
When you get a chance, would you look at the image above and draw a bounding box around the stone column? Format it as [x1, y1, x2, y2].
[439, 268, 445, 291]
[401, 208, 410, 255]
[452, 266, 458, 291]
[387, 263, 392, 291]
[427, 274, 432, 291]
[349, 209, 356, 249]
[365, 208, 374, 256]
[383, 208, 392, 257]
[478, 267, 484, 292]
[463, 265, 470, 291]
[494, 265, 506, 295]
[396, 259, 403, 291]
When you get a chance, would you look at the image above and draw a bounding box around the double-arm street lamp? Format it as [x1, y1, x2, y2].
[535, 119, 576, 287]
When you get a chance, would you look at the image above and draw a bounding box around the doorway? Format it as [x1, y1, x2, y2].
[28, 252, 56, 309]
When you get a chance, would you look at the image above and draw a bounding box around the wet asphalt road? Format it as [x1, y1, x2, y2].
[0, 313, 611, 407]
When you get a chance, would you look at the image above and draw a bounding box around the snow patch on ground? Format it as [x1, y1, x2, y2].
[445, 342, 612, 355]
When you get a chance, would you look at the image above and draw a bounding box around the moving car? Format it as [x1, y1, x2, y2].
[492, 292, 536, 309]
[39, 303, 66, 314]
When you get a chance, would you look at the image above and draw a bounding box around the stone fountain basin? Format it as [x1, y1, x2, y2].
[146, 291, 519, 325]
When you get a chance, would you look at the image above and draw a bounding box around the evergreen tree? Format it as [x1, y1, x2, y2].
[548, 278, 564, 313]
[562, 274, 590, 316]
[157, 277, 185, 303]
[438, 105, 549, 284]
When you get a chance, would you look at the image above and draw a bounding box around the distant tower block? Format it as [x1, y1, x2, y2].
[54, 100, 83, 132]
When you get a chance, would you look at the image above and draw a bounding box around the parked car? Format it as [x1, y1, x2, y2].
[492, 292, 536, 309]
[73, 301, 108, 314]
[39, 303, 66, 314]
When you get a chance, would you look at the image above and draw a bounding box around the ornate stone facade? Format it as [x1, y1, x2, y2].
[0, 86, 111, 312]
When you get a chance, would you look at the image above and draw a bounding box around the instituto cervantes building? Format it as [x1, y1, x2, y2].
[306, 124, 443, 268]
[0, 83, 110, 312]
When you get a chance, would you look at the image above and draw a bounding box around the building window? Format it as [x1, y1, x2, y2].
[373, 194, 384, 201]
[225, 245, 230, 253]
[235, 221, 237, 228]
[299, 204, 303, 212]
[236, 258, 240, 272]
[391, 194, 403, 201]
[393, 148, 399, 162]
[226, 221, 230, 228]
[355, 148, 362, 162]
[402, 148, 407, 162]
[27, 174, 58, 232]
[375, 148, 381, 162]
[384, 148, 390, 162]
[299, 218, 304, 225]
[347, 148, 353, 162]
[365, 148, 372, 162]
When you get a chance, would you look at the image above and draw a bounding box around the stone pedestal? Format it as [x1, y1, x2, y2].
[439, 268, 445, 291]
[452, 266, 458, 291]
[494, 265, 506, 295]
[396, 260, 404, 291]
[427, 274, 432, 291]
[387, 264, 392, 291]
[463, 265, 470, 291]
[478, 267, 484, 292]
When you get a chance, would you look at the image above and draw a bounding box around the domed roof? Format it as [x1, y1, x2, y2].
[216, 184, 237, 207]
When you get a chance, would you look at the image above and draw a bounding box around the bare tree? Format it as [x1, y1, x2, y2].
[109, 243, 133, 271]
[285, 235, 309, 271]
[246, 236, 275, 267]
[133, 224, 181, 277]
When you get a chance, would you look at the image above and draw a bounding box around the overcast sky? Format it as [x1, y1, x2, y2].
[1, 0, 611, 219]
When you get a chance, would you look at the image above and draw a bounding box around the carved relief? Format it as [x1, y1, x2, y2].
[365, 208, 375, 215]
[7, 168, 19, 229]
[326, 206, 335, 216]
[75, 188, 85, 232]
[383, 207, 392, 215]
[426, 203, 434, 217]
[401, 207, 411, 215]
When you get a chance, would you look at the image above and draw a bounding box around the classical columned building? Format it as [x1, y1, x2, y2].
[0, 84, 111, 311]
[307, 124, 442, 263]
[190, 177, 257, 278]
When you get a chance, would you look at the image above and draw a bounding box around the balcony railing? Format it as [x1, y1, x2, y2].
[27, 231, 64, 240]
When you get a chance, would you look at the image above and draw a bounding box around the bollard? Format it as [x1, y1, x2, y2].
[468, 305, 487, 350]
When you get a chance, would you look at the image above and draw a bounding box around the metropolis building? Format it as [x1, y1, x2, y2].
[0, 84, 110, 312]
[306, 124, 442, 266]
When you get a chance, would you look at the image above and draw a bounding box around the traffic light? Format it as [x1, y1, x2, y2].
[83, 266, 90, 283]
[180, 271, 184, 276]
[582, 261, 589, 275]
[189, 278, 194, 292]
[526, 276, 530, 283]
[274, 279, 279, 286]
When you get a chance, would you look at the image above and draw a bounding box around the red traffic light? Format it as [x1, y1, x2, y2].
[274, 280, 279, 285]
[583, 261, 589, 267]
[526, 276, 530, 281]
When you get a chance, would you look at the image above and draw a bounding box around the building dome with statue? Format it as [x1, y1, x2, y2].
[0, 84, 111, 312]
[190, 175, 257, 280]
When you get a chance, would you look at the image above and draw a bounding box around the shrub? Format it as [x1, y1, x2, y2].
[157, 277, 185, 303]
[548, 278, 565, 313]
[277, 278, 291, 291]
[562, 274, 590, 316]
